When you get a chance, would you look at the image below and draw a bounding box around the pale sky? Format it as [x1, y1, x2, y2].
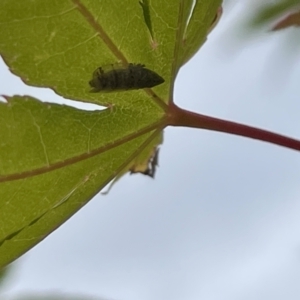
[1, 2, 300, 300]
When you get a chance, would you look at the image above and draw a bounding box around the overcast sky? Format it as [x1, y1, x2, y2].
[1, 2, 300, 300]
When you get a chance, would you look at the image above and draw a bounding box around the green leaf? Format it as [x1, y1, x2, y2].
[251, 0, 300, 25]
[0, 0, 177, 105]
[0, 0, 221, 268]
[177, 1, 222, 67]
[139, 0, 154, 40]
[0, 95, 164, 267]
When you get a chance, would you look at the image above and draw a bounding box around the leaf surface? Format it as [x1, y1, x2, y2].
[0, 0, 221, 268]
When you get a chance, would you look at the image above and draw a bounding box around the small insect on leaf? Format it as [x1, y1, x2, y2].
[89, 63, 164, 92]
[130, 147, 160, 178]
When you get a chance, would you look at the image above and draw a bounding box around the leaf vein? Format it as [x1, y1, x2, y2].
[0, 6, 77, 25]
[72, 0, 128, 63]
[28, 111, 49, 167]
[35, 33, 98, 66]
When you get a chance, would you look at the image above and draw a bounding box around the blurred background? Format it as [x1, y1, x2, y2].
[1, 0, 300, 299]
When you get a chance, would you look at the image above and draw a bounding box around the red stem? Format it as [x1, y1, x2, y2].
[167, 103, 300, 151]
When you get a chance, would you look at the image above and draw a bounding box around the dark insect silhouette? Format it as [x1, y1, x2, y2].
[89, 63, 164, 92]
